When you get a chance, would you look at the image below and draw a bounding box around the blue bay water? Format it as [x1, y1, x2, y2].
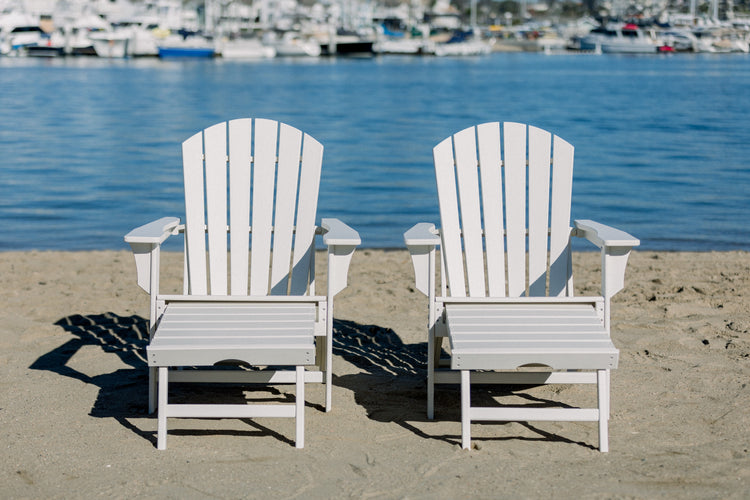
[1, 53, 749, 251]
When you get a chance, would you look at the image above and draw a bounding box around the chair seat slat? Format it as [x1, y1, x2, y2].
[452, 333, 612, 341]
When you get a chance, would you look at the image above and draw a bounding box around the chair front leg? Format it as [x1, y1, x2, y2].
[461, 370, 471, 450]
[295, 365, 305, 448]
[325, 299, 334, 412]
[597, 369, 609, 452]
[157, 367, 168, 450]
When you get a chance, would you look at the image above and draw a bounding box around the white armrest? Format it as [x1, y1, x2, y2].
[574, 219, 639, 303]
[321, 218, 361, 246]
[404, 223, 440, 247]
[574, 219, 639, 249]
[124, 217, 181, 244]
[404, 223, 440, 296]
[320, 218, 360, 297]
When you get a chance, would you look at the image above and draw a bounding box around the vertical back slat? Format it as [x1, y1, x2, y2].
[228, 118, 253, 296]
[289, 133, 323, 295]
[477, 122, 506, 297]
[453, 127, 486, 297]
[182, 130, 208, 295]
[549, 135, 575, 296]
[249, 119, 278, 296]
[272, 123, 303, 295]
[528, 125, 552, 297]
[503, 122, 527, 297]
[204, 122, 228, 296]
[434, 136, 466, 297]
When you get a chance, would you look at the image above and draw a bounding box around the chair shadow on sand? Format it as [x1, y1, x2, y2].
[30, 313, 301, 447]
[333, 319, 595, 449]
[30, 313, 592, 449]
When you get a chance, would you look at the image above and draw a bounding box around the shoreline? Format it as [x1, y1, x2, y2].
[2, 249, 749, 497]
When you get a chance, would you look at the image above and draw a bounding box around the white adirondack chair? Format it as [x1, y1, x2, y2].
[404, 122, 639, 451]
[124, 118, 360, 449]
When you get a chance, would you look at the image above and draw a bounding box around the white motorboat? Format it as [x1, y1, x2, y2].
[0, 10, 45, 56]
[125, 25, 159, 57]
[218, 37, 275, 59]
[89, 30, 131, 58]
[375, 37, 438, 55]
[692, 27, 750, 53]
[433, 31, 492, 56]
[157, 33, 215, 58]
[660, 29, 699, 52]
[580, 23, 663, 54]
[318, 30, 375, 56]
[264, 32, 320, 57]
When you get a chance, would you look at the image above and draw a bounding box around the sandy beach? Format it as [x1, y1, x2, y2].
[2, 249, 749, 498]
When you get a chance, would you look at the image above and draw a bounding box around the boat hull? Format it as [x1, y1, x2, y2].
[320, 40, 374, 56]
[90, 36, 130, 58]
[580, 38, 658, 53]
[158, 47, 215, 58]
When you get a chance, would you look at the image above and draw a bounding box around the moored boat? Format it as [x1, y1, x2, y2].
[319, 29, 375, 56]
[579, 23, 664, 53]
[0, 21, 45, 56]
[433, 30, 493, 56]
[158, 45, 215, 58]
[374, 35, 435, 55]
[157, 32, 215, 58]
[25, 40, 65, 57]
[218, 37, 275, 59]
[89, 30, 131, 58]
[264, 32, 320, 57]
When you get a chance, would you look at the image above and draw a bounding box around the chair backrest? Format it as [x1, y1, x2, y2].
[181, 118, 323, 297]
[433, 122, 575, 299]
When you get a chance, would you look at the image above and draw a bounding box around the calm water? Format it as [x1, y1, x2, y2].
[1, 53, 749, 251]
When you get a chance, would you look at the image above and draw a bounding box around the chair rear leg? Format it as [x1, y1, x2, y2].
[157, 367, 168, 450]
[295, 366, 305, 449]
[597, 369, 609, 452]
[461, 370, 471, 449]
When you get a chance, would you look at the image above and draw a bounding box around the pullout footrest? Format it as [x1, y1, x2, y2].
[148, 301, 317, 367]
[445, 302, 618, 370]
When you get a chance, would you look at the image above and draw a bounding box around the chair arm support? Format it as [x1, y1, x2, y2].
[321, 218, 360, 297]
[574, 219, 640, 301]
[124, 217, 180, 295]
[404, 223, 440, 296]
